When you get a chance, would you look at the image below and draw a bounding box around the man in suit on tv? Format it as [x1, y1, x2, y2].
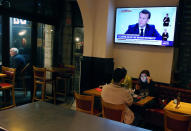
[124, 9, 162, 40]
[163, 13, 170, 26]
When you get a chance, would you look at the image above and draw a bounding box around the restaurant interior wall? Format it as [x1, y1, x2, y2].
[113, 0, 178, 83]
[77, 0, 179, 85]
[77, 0, 114, 92]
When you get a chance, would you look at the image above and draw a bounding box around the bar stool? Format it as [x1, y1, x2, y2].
[32, 66, 56, 104]
[55, 65, 75, 103]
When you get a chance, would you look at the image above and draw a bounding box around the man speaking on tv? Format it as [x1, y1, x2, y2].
[124, 9, 162, 40]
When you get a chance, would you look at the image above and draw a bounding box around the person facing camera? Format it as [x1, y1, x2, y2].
[135, 70, 154, 96]
[101, 67, 134, 124]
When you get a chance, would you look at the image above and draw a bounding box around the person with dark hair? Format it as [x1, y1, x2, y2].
[125, 9, 162, 39]
[163, 13, 170, 26]
[135, 70, 155, 96]
[101, 67, 134, 124]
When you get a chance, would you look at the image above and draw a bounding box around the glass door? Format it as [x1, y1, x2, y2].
[10, 17, 32, 66]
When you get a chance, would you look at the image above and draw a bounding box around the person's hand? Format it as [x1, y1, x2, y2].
[135, 84, 140, 90]
[147, 76, 151, 83]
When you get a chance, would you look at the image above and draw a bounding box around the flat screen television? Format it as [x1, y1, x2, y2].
[114, 7, 177, 47]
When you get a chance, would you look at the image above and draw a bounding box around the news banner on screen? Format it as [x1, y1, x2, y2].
[114, 7, 177, 47]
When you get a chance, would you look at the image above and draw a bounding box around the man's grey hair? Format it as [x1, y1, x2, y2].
[11, 48, 19, 54]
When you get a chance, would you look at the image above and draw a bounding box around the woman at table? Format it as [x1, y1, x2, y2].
[101, 67, 134, 124]
[135, 70, 155, 96]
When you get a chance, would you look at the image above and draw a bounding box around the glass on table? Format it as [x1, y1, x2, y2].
[144, 89, 149, 96]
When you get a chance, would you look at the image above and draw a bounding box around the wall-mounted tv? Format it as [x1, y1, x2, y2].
[114, 7, 177, 47]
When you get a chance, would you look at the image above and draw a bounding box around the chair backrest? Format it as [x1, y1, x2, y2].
[74, 92, 94, 114]
[2, 66, 16, 85]
[102, 99, 126, 122]
[164, 110, 191, 131]
[33, 66, 46, 83]
[20, 63, 31, 75]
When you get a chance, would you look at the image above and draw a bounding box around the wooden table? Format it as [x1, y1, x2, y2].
[0, 101, 150, 131]
[133, 96, 155, 107]
[164, 100, 191, 115]
[0, 73, 7, 78]
[83, 88, 154, 106]
[46, 67, 70, 73]
[83, 88, 101, 96]
[46, 67, 74, 96]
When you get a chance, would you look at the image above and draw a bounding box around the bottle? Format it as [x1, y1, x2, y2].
[175, 92, 181, 108]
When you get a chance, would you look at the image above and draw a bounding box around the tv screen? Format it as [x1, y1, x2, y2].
[114, 7, 177, 46]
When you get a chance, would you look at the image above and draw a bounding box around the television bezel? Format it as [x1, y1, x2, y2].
[114, 6, 179, 47]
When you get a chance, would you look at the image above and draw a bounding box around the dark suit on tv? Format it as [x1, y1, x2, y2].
[162, 32, 169, 41]
[124, 23, 162, 40]
[163, 17, 170, 26]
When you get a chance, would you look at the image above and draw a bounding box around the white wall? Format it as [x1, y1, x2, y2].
[77, 0, 179, 83]
[77, 0, 95, 57]
[113, 45, 174, 83]
[77, 0, 114, 58]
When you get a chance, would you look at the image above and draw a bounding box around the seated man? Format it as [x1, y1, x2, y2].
[10, 48, 26, 75]
[101, 67, 134, 124]
[111, 69, 132, 89]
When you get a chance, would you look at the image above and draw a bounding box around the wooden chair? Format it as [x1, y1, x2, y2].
[16, 63, 31, 96]
[32, 66, 56, 103]
[74, 92, 100, 116]
[0, 66, 16, 110]
[164, 110, 191, 131]
[102, 99, 126, 122]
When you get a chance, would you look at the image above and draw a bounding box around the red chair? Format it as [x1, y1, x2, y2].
[164, 110, 191, 131]
[74, 92, 100, 116]
[0, 66, 16, 110]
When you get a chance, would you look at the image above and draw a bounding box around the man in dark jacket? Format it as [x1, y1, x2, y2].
[10, 47, 26, 75]
[125, 9, 162, 40]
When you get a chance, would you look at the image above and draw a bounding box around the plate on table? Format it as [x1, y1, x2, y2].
[133, 94, 138, 98]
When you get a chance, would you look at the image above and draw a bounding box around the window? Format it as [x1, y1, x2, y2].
[10, 17, 32, 65]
